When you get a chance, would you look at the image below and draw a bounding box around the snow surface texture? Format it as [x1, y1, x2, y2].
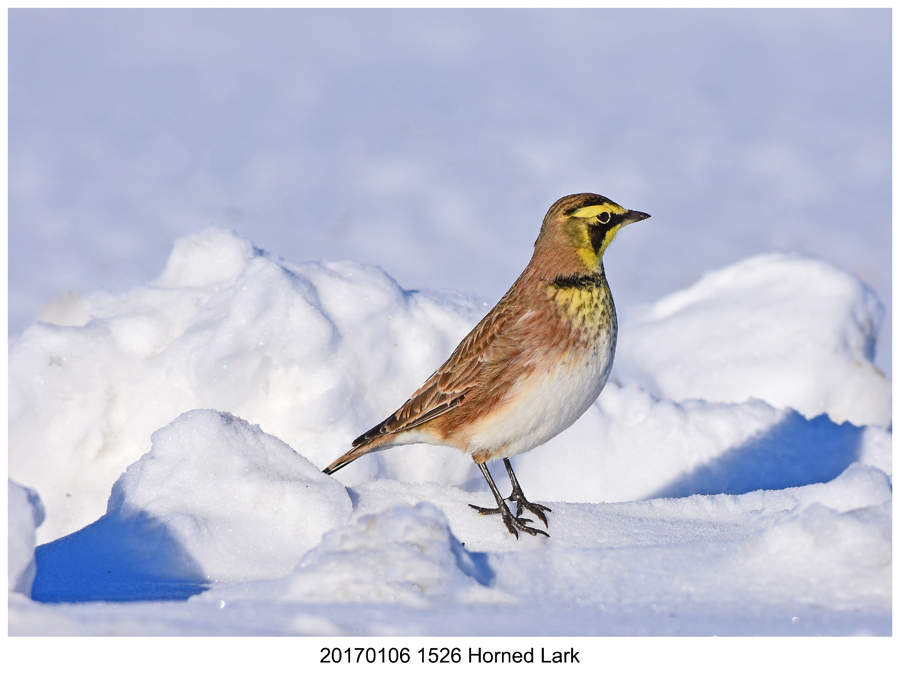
[106, 410, 350, 584]
[8, 480, 46, 597]
[10, 229, 487, 544]
[616, 254, 890, 428]
[8, 229, 892, 636]
[8, 10, 892, 378]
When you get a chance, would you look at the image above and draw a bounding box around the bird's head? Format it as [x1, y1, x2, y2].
[535, 193, 650, 273]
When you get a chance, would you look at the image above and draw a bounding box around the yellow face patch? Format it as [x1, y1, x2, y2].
[561, 218, 598, 269]
[569, 203, 627, 219]
[565, 201, 634, 269]
[574, 246, 600, 270]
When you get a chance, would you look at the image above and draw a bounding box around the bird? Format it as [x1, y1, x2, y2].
[324, 193, 649, 538]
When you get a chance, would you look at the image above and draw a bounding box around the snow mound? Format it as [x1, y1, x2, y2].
[9, 226, 892, 631]
[9, 229, 891, 555]
[736, 499, 891, 608]
[32, 410, 352, 599]
[156, 227, 257, 289]
[515, 383, 867, 504]
[210, 503, 506, 608]
[485, 470, 891, 623]
[108, 409, 352, 582]
[8, 480, 46, 596]
[181, 457, 890, 633]
[9, 232, 890, 545]
[9, 228, 486, 543]
[615, 253, 890, 427]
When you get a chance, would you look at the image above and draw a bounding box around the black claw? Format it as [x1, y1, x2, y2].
[470, 458, 552, 539]
[505, 518, 519, 539]
[511, 497, 552, 528]
[469, 502, 548, 538]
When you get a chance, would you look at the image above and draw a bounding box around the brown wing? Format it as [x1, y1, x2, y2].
[351, 295, 527, 447]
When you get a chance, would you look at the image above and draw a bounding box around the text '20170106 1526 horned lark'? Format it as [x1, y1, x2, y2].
[324, 193, 650, 538]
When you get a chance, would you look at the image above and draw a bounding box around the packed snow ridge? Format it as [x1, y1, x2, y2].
[9, 228, 891, 635]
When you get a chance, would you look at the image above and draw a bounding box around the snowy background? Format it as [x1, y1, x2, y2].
[7, 8, 892, 644]
[9, 8, 892, 374]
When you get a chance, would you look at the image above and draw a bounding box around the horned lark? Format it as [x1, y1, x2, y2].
[325, 193, 649, 537]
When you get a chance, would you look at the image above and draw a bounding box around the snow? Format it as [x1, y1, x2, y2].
[8, 228, 891, 638]
[108, 410, 351, 583]
[214, 502, 505, 608]
[8, 9, 892, 377]
[9, 229, 486, 543]
[615, 253, 890, 427]
[8, 480, 46, 596]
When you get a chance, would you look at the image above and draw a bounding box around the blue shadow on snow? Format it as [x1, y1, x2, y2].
[32, 510, 209, 603]
[648, 411, 864, 499]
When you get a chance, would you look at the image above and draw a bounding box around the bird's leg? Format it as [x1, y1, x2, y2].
[503, 458, 552, 528]
[469, 459, 549, 538]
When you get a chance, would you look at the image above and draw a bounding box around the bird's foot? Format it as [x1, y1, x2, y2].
[501, 457, 551, 528]
[508, 493, 552, 528]
[469, 502, 549, 538]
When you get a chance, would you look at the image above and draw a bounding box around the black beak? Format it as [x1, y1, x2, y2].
[623, 210, 650, 224]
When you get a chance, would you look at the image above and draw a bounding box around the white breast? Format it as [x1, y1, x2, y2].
[464, 336, 615, 460]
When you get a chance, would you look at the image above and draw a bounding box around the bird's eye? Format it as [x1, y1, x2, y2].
[597, 212, 611, 224]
